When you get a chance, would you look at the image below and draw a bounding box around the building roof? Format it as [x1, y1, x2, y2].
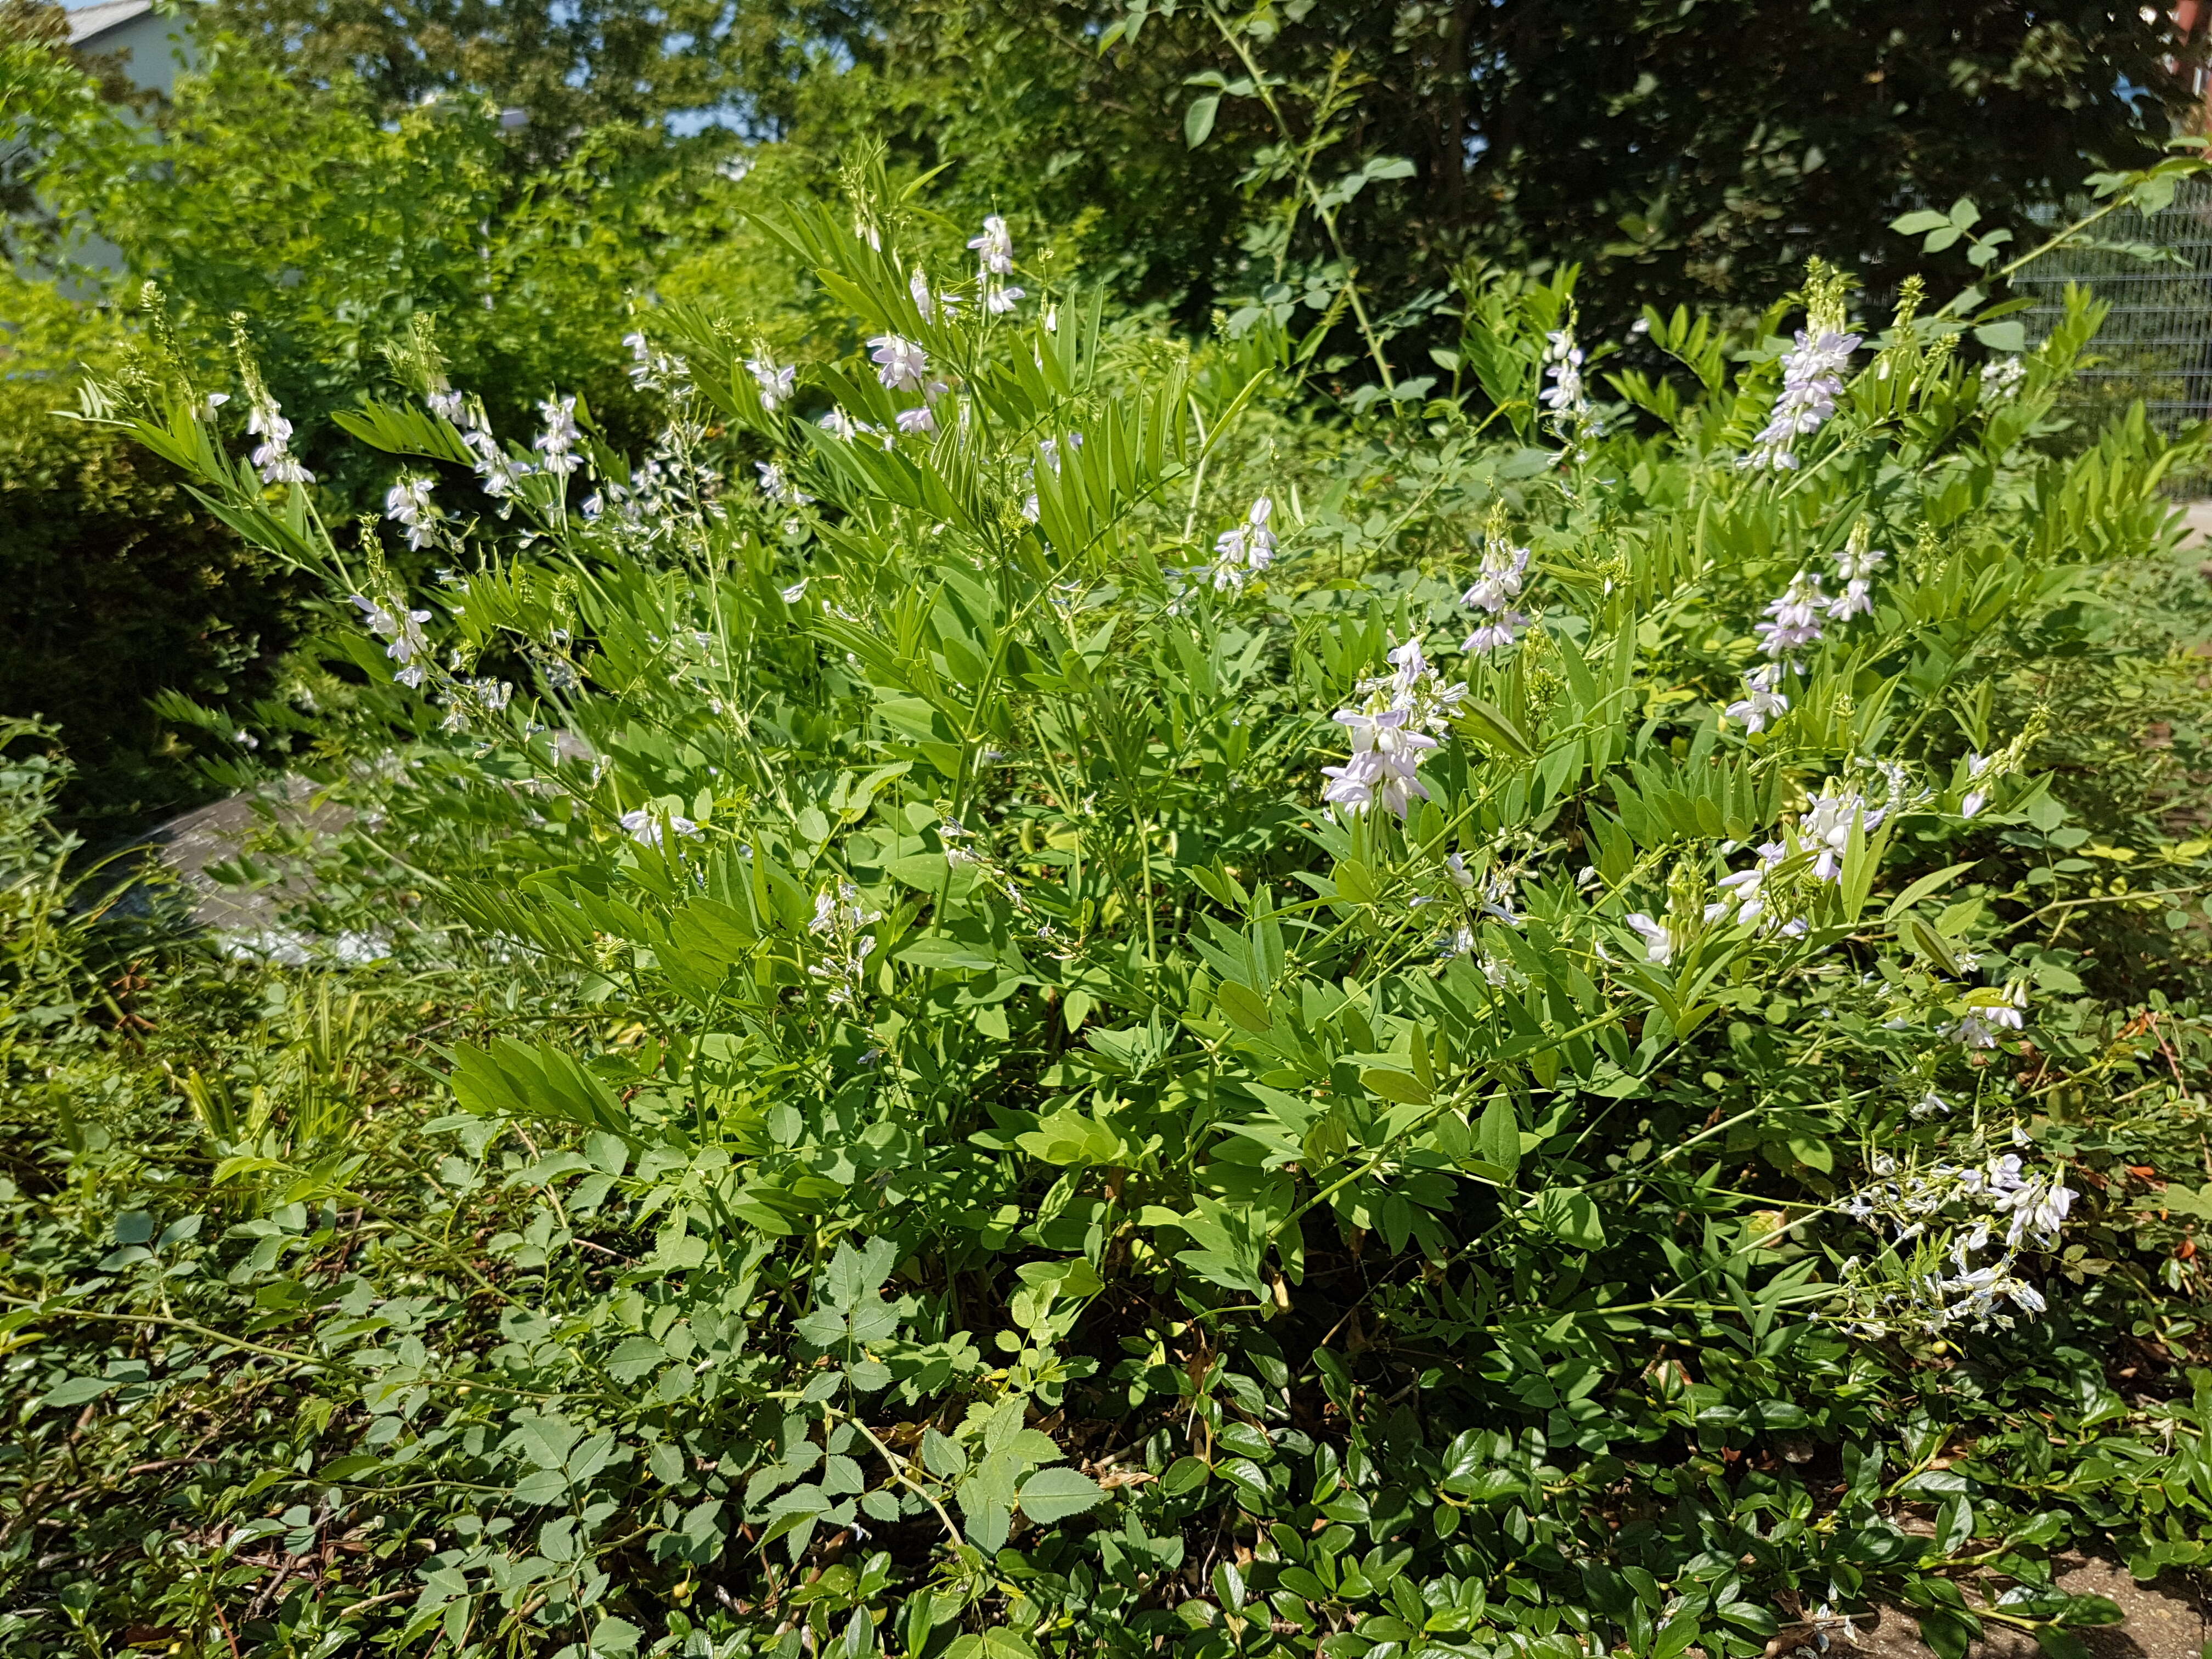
[69, 0, 156, 47]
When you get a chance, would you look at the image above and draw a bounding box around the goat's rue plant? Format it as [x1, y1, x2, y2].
[45, 165, 2212, 1659]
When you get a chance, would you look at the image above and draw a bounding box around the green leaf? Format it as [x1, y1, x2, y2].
[43, 1377, 120, 1408]
[1531, 1187, 1606, 1250]
[922, 1429, 968, 1480]
[1361, 1067, 1431, 1107]
[1477, 1096, 1521, 1180]
[1652, 1612, 1702, 1659]
[590, 1617, 642, 1656]
[1184, 94, 1219, 148]
[1161, 1456, 1211, 1496]
[1215, 980, 1273, 1033]
[605, 1338, 665, 1384]
[1017, 1465, 1106, 1522]
[1457, 698, 1536, 761]
[1883, 862, 1976, 923]
[1891, 209, 1953, 235]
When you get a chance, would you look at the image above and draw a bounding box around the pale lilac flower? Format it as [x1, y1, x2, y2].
[1708, 839, 1787, 928]
[622, 330, 689, 394]
[968, 214, 1014, 275]
[1827, 579, 1874, 622]
[465, 428, 534, 498]
[909, 268, 935, 321]
[1480, 875, 1522, 927]
[1540, 327, 1588, 435]
[348, 593, 432, 688]
[619, 809, 702, 848]
[1464, 611, 1527, 655]
[1323, 707, 1437, 819]
[1624, 912, 1675, 967]
[1756, 571, 1829, 658]
[781, 579, 809, 602]
[1835, 535, 1887, 584]
[384, 476, 441, 551]
[756, 461, 812, 507]
[1801, 785, 1880, 882]
[534, 395, 582, 476]
[985, 284, 1025, 315]
[246, 395, 312, 484]
[1209, 498, 1277, 592]
[1462, 543, 1531, 616]
[1981, 357, 2026, 400]
[1961, 751, 1994, 817]
[1954, 984, 2028, 1048]
[896, 404, 937, 436]
[1740, 328, 1860, 470]
[819, 406, 861, 440]
[867, 335, 929, 391]
[747, 354, 796, 411]
[1726, 662, 1789, 733]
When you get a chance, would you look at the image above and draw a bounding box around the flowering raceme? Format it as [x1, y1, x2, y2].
[535, 396, 582, 477]
[968, 215, 1025, 313]
[349, 591, 432, 689]
[1837, 1140, 2077, 1339]
[238, 363, 312, 485]
[747, 354, 796, 411]
[867, 335, 928, 392]
[384, 476, 442, 551]
[1462, 511, 1532, 655]
[1539, 325, 1589, 440]
[1725, 663, 1789, 733]
[1320, 638, 1467, 818]
[1798, 783, 1881, 882]
[1209, 498, 1277, 591]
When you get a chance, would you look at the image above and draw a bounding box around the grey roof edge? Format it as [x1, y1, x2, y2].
[69, 0, 162, 47]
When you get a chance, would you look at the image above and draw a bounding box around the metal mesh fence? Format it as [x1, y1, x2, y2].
[2013, 178, 2212, 439]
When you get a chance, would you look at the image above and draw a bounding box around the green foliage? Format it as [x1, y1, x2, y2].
[9, 0, 2202, 823]
[207, 0, 867, 145]
[0, 272, 296, 828]
[191, 0, 2210, 335]
[9, 158, 2212, 1658]
[2, 23, 822, 820]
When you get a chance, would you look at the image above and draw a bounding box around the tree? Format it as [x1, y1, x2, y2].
[811, 0, 2212, 335]
[206, 0, 877, 148]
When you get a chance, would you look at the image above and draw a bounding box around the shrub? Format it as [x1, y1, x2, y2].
[13, 159, 2212, 1658]
[0, 274, 296, 829]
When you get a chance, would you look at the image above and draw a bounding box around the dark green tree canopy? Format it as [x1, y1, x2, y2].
[196, 0, 2204, 324]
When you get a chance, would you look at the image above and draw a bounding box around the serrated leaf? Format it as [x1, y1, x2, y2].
[922, 1428, 968, 1479]
[1017, 1465, 1105, 1522]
